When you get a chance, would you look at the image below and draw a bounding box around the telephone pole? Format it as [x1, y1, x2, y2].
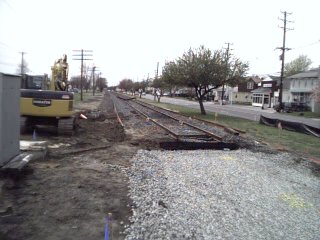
[155, 62, 159, 79]
[154, 62, 159, 101]
[72, 49, 93, 101]
[19, 51, 27, 75]
[221, 42, 233, 103]
[277, 11, 293, 110]
[92, 66, 96, 96]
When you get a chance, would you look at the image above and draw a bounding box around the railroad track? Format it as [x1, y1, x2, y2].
[115, 93, 241, 144]
[133, 99, 243, 136]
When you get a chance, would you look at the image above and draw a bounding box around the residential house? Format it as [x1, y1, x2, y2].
[251, 75, 279, 108]
[285, 68, 320, 112]
[216, 85, 237, 103]
[234, 76, 260, 105]
[233, 75, 279, 108]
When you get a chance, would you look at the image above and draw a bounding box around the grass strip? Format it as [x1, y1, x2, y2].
[143, 99, 320, 159]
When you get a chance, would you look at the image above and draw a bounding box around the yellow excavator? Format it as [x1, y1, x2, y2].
[20, 54, 75, 135]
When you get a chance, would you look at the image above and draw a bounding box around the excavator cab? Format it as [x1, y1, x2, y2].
[21, 74, 48, 90]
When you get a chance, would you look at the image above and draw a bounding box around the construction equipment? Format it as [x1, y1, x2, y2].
[20, 55, 75, 135]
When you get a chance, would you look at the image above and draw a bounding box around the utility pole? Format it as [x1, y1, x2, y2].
[277, 11, 293, 110]
[155, 62, 159, 79]
[72, 49, 93, 101]
[98, 72, 102, 92]
[221, 43, 233, 104]
[19, 51, 26, 75]
[92, 66, 96, 96]
[154, 62, 159, 101]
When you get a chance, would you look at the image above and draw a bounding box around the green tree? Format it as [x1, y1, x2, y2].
[140, 79, 150, 92]
[152, 76, 168, 102]
[118, 78, 134, 93]
[132, 81, 142, 97]
[284, 55, 312, 77]
[162, 61, 180, 97]
[164, 46, 248, 115]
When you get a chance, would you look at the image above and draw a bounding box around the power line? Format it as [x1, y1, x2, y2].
[291, 40, 320, 50]
[1, 0, 15, 12]
[0, 41, 11, 48]
[0, 61, 16, 66]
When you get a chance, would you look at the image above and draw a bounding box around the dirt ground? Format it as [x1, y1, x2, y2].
[0, 92, 169, 240]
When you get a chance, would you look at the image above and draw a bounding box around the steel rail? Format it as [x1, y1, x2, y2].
[128, 101, 217, 141]
[127, 102, 180, 139]
[135, 99, 243, 135]
[113, 100, 124, 128]
[133, 100, 223, 141]
[192, 116, 245, 135]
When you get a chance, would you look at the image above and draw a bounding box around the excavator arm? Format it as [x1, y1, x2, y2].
[50, 54, 69, 91]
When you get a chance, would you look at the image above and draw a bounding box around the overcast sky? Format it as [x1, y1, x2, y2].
[0, 0, 319, 86]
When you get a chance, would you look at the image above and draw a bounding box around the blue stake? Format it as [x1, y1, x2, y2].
[104, 216, 109, 240]
[32, 129, 37, 140]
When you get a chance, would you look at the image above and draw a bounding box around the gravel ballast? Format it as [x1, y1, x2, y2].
[125, 149, 319, 240]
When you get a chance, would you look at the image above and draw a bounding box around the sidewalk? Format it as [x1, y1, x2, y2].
[210, 103, 320, 129]
[214, 102, 276, 114]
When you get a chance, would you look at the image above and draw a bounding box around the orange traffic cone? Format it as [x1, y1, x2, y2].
[80, 113, 87, 119]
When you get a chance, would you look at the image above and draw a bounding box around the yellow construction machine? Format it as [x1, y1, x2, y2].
[20, 55, 75, 135]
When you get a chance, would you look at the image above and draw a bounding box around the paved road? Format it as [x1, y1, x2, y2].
[143, 94, 320, 129]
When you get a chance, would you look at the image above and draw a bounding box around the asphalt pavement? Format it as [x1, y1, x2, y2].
[142, 94, 320, 129]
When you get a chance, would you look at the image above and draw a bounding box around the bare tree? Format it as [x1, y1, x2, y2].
[96, 77, 107, 92]
[16, 58, 29, 74]
[83, 64, 91, 92]
[70, 76, 81, 89]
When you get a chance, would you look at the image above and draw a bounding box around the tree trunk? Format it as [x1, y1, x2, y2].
[221, 84, 225, 102]
[198, 98, 206, 115]
[194, 87, 207, 115]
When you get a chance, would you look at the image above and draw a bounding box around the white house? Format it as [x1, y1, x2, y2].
[286, 68, 320, 112]
[251, 75, 278, 108]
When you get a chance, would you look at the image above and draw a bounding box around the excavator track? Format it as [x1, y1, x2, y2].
[57, 117, 75, 135]
[20, 116, 29, 134]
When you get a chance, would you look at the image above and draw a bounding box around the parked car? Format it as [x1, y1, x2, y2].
[274, 102, 310, 112]
[70, 88, 79, 93]
[291, 102, 310, 112]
